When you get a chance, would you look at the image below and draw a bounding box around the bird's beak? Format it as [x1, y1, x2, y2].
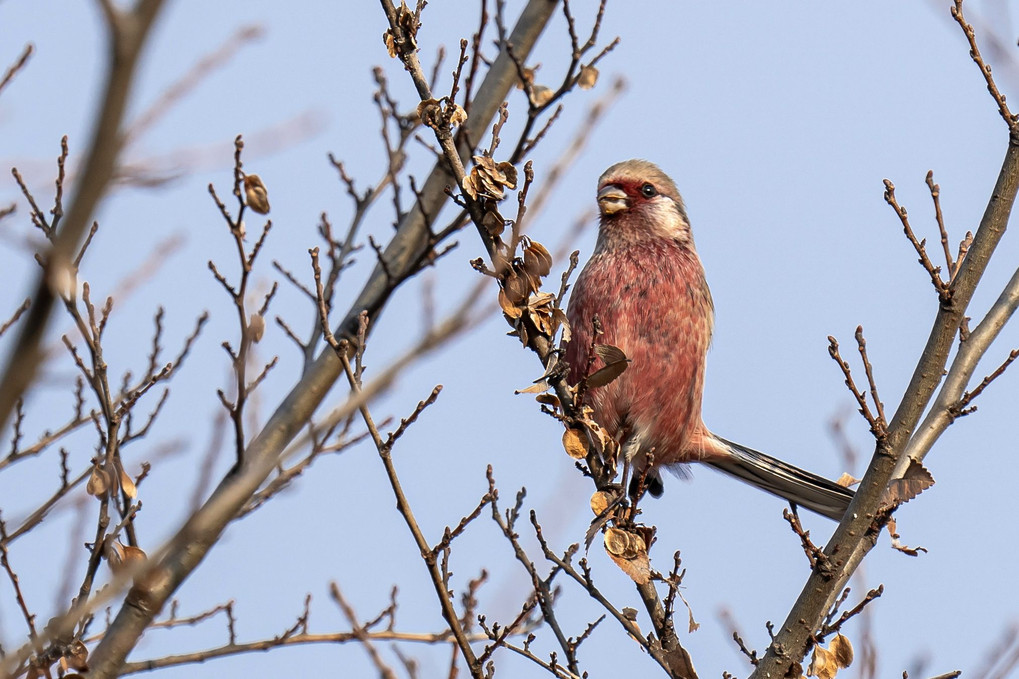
[597, 184, 629, 215]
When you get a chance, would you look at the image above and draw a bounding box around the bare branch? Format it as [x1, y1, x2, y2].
[883, 179, 950, 301]
[0, 0, 167, 433]
[951, 0, 1018, 129]
[0, 43, 33, 97]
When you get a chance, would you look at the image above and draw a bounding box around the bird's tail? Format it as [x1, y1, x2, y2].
[704, 437, 854, 521]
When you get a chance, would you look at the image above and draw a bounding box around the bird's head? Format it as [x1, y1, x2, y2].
[595, 159, 692, 246]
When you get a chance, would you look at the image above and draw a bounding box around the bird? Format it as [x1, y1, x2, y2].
[565, 159, 854, 521]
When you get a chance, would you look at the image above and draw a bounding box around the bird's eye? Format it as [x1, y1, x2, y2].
[640, 183, 657, 198]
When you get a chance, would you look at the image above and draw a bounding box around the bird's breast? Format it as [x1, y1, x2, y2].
[566, 239, 713, 465]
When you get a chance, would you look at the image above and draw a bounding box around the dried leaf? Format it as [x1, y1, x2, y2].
[124, 545, 147, 568]
[525, 291, 559, 338]
[448, 102, 467, 127]
[835, 472, 860, 488]
[807, 644, 837, 679]
[553, 308, 571, 343]
[577, 410, 612, 457]
[577, 65, 599, 89]
[528, 290, 554, 309]
[496, 161, 517, 190]
[677, 588, 700, 633]
[243, 174, 270, 214]
[515, 380, 548, 395]
[498, 287, 523, 319]
[248, 313, 266, 343]
[417, 98, 442, 130]
[383, 30, 398, 58]
[63, 640, 89, 671]
[513, 321, 530, 346]
[482, 207, 506, 237]
[382, 2, 418, 57]
[106, 541, 147, 578]
[808, 634, 853, 679]
[586, 344, 630, 388]
[887, 517, 928, 557]
[594, 343, 626, 365]
[116, 459, 137, 499]
[830, 634, 853, 669]
[461, 170, 480, 199]
[516, 66, 537, 89]
[523, 274, 546, 301]
[883, 459, 934, 507]
[502, 271, 529, 306]
[106, 541, 127, 573]
[563, 427, 588, 459]
[87, 464, 110, 498]
[586, 364, 627, 388]
[531, 84, 554, 107]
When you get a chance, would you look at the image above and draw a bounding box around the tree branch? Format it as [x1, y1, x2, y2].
[81, 8, 560, 677]
[751, 128, 1019, 678]
[0, 0, 166, 433]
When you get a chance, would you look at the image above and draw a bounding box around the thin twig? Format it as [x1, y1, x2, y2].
[951, 0, 1018, 129]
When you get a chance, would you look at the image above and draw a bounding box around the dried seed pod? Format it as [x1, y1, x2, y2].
[106, 541, 147, 576]
[465, 156, 517, 200]
[604, 528, 651, 584]
[590, 491, 611, 516]
[447, 102, 468, 127]
[383, 30, 398, 57]
[382, 1, 419, 57]
[563, 427, 588, 460]
[62, 640, 89, 672]
[502, 271, 529, 307]
[87, 463, 110, 498]
[523, 240, 552, 278]
[498, 287, 524, 320]
[417, 98, 442, 130]
[243, 174, 270, 214]
[531, 85, 554, 106]
[516, 66, 537, 89]
[116, 458, 137, 499]
[248, 313, 266, 343]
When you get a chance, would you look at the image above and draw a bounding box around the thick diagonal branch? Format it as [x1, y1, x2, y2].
[0, 0, 166, 433]
[751, 132, 1019, 678]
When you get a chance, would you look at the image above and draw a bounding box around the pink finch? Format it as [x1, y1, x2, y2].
[566, 159, 853, 520]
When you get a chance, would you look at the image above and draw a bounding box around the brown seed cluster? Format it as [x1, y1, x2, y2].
[806, 634, 854, 679]
[496, 239, 569, 348]
[462, 155, 518, 202]
[417, 98, 467, 132]
[382, 1, 420, 58]
[86, 458, 137, 500]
